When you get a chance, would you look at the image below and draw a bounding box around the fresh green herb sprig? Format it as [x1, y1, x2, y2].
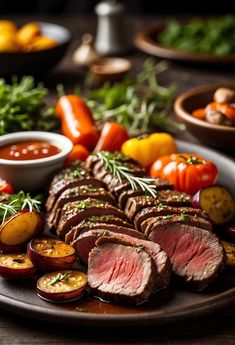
[50, 272, 70, 286]
[0, 76, 59, 135]
[95, 151, 157, 197]
[0, 191, 42, 225]
[84, 59, 183, 136]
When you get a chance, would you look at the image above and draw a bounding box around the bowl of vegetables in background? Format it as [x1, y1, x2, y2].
[0, 20, 71, 75]
[135, 16, 235, 64]
[174, 84, 235, 150]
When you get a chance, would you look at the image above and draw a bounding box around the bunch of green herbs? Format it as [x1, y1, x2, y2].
[0, 191, 42, 225]
[158, 15, 235, 56]
[0, 76, 59, 135]
[83, 59, 183, 136]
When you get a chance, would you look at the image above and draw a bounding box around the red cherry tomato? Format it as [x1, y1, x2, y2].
[0, 180, 14, 194]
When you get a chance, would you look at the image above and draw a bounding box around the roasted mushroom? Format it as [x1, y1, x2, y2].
[214, 88, 235, 104]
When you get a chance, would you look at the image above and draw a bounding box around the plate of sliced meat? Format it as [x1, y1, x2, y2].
[0, 140, 234, 326]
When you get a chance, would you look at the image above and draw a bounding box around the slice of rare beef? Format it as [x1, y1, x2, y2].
[134, 206, 210, 232]
[140, 214, 212, 236]
[66, 222, 144, 244]
[148, 223, 226, 290]
[48, 185, 115, 229]
[88, 241, 155, 304]
[56, 198, 128, 239]
[46, 167, 105, 212]
[72, 228, 145, 263]
[64, 215, 133, 244]
[125, 191, 191, 221]
[96, 233, 171, 291]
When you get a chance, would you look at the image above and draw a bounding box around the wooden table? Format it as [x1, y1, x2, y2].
[0, 15, 235, 345]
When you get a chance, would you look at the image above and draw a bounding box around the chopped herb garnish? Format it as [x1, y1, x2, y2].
[137, 245, 144, 250]
[50, 272, 70, 286]
[157, 203, 167, 209]
[94, 151, 157, 197]
[180, 213, 189, 220]
[163, 215, 173, 220]
[102, 230, 109, 236]
[77, 198, 92, 209]
[81, 186, 98, 193]
[88, 216, 98, 222]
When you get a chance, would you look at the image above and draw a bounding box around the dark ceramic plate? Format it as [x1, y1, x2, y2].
[0, 21, 71, 76]
[0, 140, 234, 326]
[134, 22, 235, 64]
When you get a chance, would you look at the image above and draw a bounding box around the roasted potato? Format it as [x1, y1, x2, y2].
[222, 241, 235, 267]
[25, 36, 57, 52]
[0, 20, 17, 33]
[0, 32, 19, 52]
[16, 22, 40, 47]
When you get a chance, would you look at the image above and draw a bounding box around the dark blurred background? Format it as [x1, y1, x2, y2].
[0, 0, 234, 15]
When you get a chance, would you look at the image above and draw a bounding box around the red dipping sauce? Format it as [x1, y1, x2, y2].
[0, 140, 61, 161]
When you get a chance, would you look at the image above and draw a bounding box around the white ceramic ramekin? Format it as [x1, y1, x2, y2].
[0, 131, 73, 191]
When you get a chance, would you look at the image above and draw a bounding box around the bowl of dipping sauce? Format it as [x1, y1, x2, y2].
[0, 131, 73, 191]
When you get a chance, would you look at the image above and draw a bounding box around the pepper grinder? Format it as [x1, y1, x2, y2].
[94, 0, 130, 55]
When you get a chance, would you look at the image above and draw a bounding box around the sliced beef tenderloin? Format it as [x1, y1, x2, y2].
[134, 206, 210, 232]
[48, 161, 83, 188]
[47, 186, 115, 229]
[72, 228, 145, 263]
[125, 191, 191, 221]
[141, 215, 212, 237]
[135, 206, 209, 232]
[96, 234, 171, 291]
[56, 198, 128, 239]
[66, 222, 144, 244]
[117, 179, 174, 209]
[147, 223, 226, 290]
[46, 174, 105, 213]
[88, 241, 155, 304]
[65, 215, 133, 244]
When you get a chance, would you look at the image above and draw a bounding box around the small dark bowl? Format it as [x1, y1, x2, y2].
[174, 84, 235, 150]
[0, 21, 71, 76]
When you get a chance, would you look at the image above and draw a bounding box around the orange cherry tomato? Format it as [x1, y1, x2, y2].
[65, 144, 89, 166]
[95, 121, 129, 152]
[150, 153, 218, 195]
[56, 95, 99, 150]
[206, 102, 235, 123]
[192, 108, 205, 120]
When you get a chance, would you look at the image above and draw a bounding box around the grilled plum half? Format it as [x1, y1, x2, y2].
[37, 270, 87, 302]
[0, 253, 36, 279]
[27, 237, 76, 272]
[0, 210, 44, 253]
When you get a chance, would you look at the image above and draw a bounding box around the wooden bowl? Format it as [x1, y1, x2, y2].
[174, 84, 235, 150]
[89, 57, 131, 84]
[134, 22, 235, 65]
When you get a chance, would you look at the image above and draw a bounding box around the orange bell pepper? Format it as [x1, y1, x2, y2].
[56, 95, 99, 150]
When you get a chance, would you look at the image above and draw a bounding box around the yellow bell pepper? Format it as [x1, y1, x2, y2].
[121, 132, 177, 168]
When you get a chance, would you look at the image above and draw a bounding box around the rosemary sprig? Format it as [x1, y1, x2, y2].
[95, 151, 157, 198]
[0, 191, 42, 225]
[50, 272, 70, 286]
